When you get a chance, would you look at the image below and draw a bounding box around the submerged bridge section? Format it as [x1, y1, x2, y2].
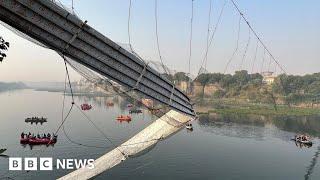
[0, 0, 194, 116]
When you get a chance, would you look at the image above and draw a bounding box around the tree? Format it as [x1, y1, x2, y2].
[0, 36, 10, 62]
[161, 73, 174, 82]
[208, 73, 224, 84]
[173, 72, 190, 82]
[233, 70, 250, 85]
[194, 73, 211, 98]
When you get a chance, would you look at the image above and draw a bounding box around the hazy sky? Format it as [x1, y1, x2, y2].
[0, 0, 319, 82]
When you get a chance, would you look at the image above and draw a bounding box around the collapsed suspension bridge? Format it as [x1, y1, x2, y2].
[0, 0, 286, 179]
[0, 0, 194, 179]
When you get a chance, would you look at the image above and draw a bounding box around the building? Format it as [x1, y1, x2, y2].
[262, 71, 275, 85]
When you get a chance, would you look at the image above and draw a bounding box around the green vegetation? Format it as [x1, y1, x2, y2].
[169, 70, 320, 106]
[210, 105, 320, 117]
[273, 73, 320, 105]
[0, 36, 10, 62]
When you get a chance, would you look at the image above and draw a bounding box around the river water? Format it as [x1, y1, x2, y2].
[0, 89, 319, 180]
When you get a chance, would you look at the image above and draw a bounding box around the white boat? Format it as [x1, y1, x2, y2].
[186, 123, 193, 130]
[293, 135, 313, 145]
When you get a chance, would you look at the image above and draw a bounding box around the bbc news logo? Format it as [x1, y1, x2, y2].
[9, 157, 94, 171]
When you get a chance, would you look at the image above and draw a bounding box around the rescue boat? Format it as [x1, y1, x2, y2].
[116, 115, 132, 123]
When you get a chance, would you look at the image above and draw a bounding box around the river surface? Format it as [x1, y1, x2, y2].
[0, 89, 320, 180]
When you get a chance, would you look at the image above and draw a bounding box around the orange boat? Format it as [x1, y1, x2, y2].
[116, 115, 132, 123]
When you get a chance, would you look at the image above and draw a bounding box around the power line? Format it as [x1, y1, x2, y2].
[230, 0, 286, 74]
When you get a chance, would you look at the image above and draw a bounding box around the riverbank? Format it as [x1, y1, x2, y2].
[194, 99, 320, 117]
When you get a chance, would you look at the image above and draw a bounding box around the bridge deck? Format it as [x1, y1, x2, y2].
[0, 0, 194, 116]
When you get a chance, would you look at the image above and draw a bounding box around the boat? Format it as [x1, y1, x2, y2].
[20, 134, 58, 145]
[28, 138, 57, 145]
[81, 103, 92, 110]
[116, 115, 132, 123]
[0, 149, 6, 154]
[292, 135, 313, 146]
[25, 117, 47, 123]
[129, 109, 142, 114]
[186, 123, 193, 130]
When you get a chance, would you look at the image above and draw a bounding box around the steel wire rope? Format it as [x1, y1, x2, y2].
[239, 26, 251, 70]
[61, 71, 110, 149]
[230, 0, 286, 74]
[197, 0, 227, 77]
[223, 14, 241, 74]
[204, 0, 213, 70]
[154, 0, 170, 75]
[251, 38, 259, 74]
[260, 48, 266, 73]
[188, 0, 194, 78]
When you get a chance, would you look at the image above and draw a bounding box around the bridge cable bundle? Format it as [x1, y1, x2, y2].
[197, 0, 227, 77]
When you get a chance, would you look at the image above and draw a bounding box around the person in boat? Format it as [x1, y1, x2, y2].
[53, 134, 58, 140]
[37, 134, 40, 138]
[43, 133, 46, 138]
[47, 133, 51, 138]
[21, 132, 25, 139]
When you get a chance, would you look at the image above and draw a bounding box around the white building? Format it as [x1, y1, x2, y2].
[262, 71, 275, 85]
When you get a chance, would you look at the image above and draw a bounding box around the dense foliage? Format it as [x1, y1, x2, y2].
[0, 36, 10, 62]
[170, 70, 320, 105]
[272, 73, 320, 104]
[193, 70, 263, 98]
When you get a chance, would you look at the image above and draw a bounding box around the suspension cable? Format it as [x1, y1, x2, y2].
[127, 0, 134, 52]
[74, 103, 121, 149]
[204, 0, 213, 70]
[267, 53, 272, 72]
[188, 0, 194, 78]
[61, 70, 110, 149]
[224, 14, 241, 74]
[63, 57, 74, 103]
[239, 26, 251, 70]
[71, 0, 74, 11]
[251, 38, 259, 74]
[260, 48, 266, 73]
[54, 57, 75, 136]
[230, 0, 286, 74]
[63, 59, 127, 156]
[197, 0, 227, 76]
[154, 0, 169, 75]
